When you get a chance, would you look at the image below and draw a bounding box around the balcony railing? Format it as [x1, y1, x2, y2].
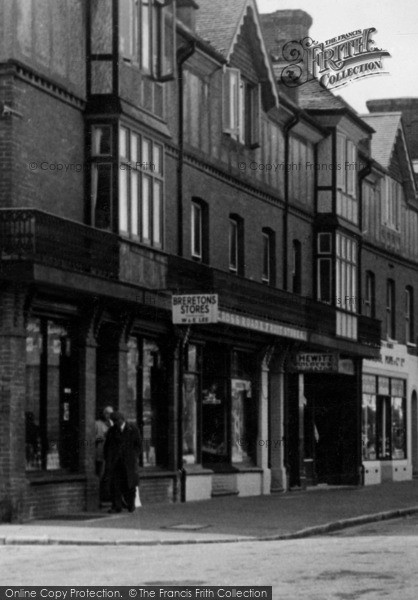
[168, 255, 337, 338]
[0, 209, 119, 280]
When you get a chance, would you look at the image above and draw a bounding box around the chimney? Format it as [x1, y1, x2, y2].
[367, 98, 418, 162]
[260, 10, 313, 106]
[177, 0, 199, 32]
[260, 10, 313, 64]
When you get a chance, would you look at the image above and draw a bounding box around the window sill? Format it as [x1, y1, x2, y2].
[27, 472, 86, 486]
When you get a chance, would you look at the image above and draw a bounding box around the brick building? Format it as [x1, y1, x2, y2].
[3, 0, 415, 522]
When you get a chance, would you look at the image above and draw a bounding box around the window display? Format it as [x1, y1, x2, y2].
[25, 318, 78, 472]
[362, 375, 406, 461]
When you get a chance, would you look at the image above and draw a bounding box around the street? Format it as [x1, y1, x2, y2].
[1, 516, 418, 598]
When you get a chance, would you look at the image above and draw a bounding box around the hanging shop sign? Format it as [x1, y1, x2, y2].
[172, 294, 219, 324]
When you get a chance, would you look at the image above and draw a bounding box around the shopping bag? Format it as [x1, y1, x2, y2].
[135, 486, 142, 508]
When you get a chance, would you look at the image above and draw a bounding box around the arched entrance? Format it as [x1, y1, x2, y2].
[412, 391, 418, 478]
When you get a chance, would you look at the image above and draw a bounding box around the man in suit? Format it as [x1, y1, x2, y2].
[103, 411, 141, 513]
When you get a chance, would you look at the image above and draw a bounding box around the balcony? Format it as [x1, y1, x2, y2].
[0, 209, 119, 280]
[167, 255, 334, 339]
[0, 210, 381, 352]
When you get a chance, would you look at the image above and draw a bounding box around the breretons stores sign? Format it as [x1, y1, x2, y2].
[281, 28, 391, 90]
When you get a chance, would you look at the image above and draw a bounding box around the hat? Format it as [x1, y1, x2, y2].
[110, 411, 125, 423]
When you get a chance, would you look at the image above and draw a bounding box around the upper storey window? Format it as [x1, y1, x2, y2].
[119, 0, 175, 80]
[336, 133, 358, 224]
[382, 177, 402, 231]
[223, 67, 260, 148]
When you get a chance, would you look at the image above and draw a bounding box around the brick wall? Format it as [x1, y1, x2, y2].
[25, 481, 86, 520]
[0, 74, 85, 220]
[362, 248, 418, 343]
[0, 286, 28, 522]
[182, 162, 284, 285]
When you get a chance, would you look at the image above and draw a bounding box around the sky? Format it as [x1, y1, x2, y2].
[257, 0, 418, 114]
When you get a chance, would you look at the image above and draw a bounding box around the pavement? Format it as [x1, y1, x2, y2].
[1, 479, 418, 546]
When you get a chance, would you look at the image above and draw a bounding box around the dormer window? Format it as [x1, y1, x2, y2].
[223, 67, 260, 147]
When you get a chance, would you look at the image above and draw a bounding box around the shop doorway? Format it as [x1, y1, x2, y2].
[303, 374, 359, 485]
[412, 391, 418, 477]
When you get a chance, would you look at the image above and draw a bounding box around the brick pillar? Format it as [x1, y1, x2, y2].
[0, 285, 27, 522]
[78, 327, 99, 511]
[269, 349, 288, 493]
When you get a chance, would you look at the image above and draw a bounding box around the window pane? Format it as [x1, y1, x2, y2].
[183, 373, 198, 465]
[25, 319, 42, 471]
[142, 138, 151, 165]
[229, 220, 238, 270]
[392, 397, 406, 459]
[141, 1, 150, 71]
[192, 203, 202, 258]
[262, 234, 270, 281]
[378, 396, 391, 459]
[231, 379, 256, 466]
[318, 258, 331, 302]
[119, 127, 128, 158]
[26, 319, 77, 472]
[142, 175, 151, 240]
[362, 394, 377, 460]
[131, 171, 139, 236]
[153, 180, 162, 246]
[142, 339, 165, 467]
[92, 164, 112, 230]
[131, 133, 139, 164]
[152, 143, 163, 175]
[92, 125, 111, 156]
[119, 167, 129, 233]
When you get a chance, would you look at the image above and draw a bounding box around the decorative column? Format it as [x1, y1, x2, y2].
[269, 347, 289, 493]
[257, 344, 276, 495]
[117, 311, 135, 420]
[0, 284, 28, 522]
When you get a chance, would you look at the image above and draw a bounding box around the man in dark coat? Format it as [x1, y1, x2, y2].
[103, 411, 141, 513]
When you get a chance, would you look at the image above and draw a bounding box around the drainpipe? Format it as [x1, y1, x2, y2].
[283, 112, 300, 291]
[357, 160, 373, 315]
[176, 41, 196, 257]
[176, 42, 196, 502]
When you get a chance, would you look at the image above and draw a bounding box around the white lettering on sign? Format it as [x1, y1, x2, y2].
[218, 310, 308, 341]
[294, 353, 339, 372]
[172, 294, 218, 324]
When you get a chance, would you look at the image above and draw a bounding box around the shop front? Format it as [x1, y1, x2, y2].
[180, 338, 269, 501]
[362, 342, 417, 484]
[286, 353, 362, 488]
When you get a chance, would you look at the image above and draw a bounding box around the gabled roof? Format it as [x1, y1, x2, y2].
[361, 112, 416, 196]
[360, 113, 403, 168]
[195, 0, 248, 56]
[195, 0, 278, 104]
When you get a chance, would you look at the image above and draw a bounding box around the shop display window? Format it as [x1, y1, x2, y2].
[182, 344, 200, 465]
[25, 317, 78, 472]
[138, 338, 167, 468]
[362, 375, 406, 461]
[362, 394, 377, 460]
